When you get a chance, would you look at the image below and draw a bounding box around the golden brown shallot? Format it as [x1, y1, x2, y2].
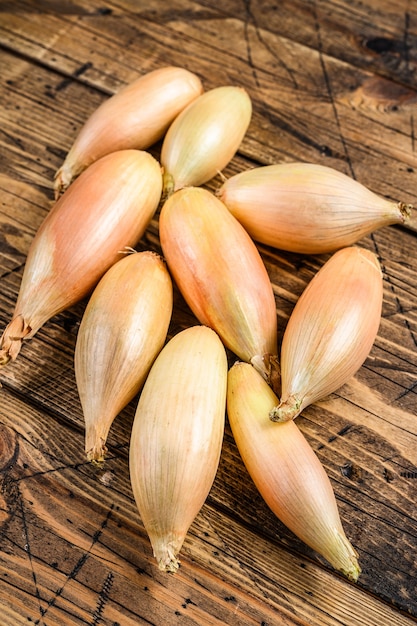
[0, 150, 162, 367]
[75, 251, 173, 463]
[54, 66, 203, 196]
[159, 187, 279, 387]
[217, 162, 412, 254]
[227, 361, 361, 581]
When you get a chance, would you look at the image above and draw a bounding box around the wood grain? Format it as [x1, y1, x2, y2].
[1, 1, 417, 624]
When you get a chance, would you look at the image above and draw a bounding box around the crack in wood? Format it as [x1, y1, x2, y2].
[32, 503, 116, 624]
[312, 0, 354, 178]
[91, 571, 114, 626]
[241, 0, 299, 91]
[55, 61, 93, 92]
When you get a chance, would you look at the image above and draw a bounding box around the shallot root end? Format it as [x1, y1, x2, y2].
[0, 315, 32, 368]
[156, 544, 181, 574]
[86, 437, 108, 465]
[269, 395, 301, 422]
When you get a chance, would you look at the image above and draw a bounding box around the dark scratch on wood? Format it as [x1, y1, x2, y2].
[337, 424, 353, 437]
[312, 1, 354, 177]
[259, 107, 338, 157]
[242, 0, 259, 88]
[401, 470, 417, 478]
[0, 431, 24, 549]
[32, 504, 116, 624]
[369, 233, 417, 378]
[0, 261, 26, 281]
[18, 497, 44, 622]
[241, 0, 298, 91]
[55, 62, 93, 92]
[91, 571, 114, 626]
[395, 379, 417, 402]
[0, 128, 26, 151]
[383, 468, 395, 482]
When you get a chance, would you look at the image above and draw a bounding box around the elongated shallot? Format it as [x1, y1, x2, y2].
[55, 66, 203, 196]
[75, 251, 173, 463]
[217, 162, 412, 254]
[270, 246, 383, 422]
[0, 150, 162, 367]
[159, 186, 279, 388]
[227, 361, 361, 581]
[129, 325, 227, 572]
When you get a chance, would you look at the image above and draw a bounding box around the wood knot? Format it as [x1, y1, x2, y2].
[364, 37, 396, 54]
[342, 76, 417, 112]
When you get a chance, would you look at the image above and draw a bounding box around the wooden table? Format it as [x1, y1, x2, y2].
[1, 1, 416, 624]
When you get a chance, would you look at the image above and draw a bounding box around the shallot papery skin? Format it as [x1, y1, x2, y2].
[0, 150, 162, 368]
[227, 361, 361, 581]
[159, 186, 279, 387]
[270, 246, 383, 422]
[217, 162, 411, 254]
[54, 66, 203, 197]
[74, 251, 173, 463]
[129, 325, 227, 573]
[160, 85, 252, 193]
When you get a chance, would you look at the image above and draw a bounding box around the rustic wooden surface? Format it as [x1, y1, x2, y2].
[1, 1, 417, 624]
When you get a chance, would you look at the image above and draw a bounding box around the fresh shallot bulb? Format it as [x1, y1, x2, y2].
[160, 86, 252, 194]
[75, 251, 173, 463]
[54, 66, 203, 197]
[270, 246, 383, 422]
[227, 361, 361, 581]
[217, 162, 412, 254]
[0, 150, 162, 368]
[129, 325, 227, 573]
[159, 187, 279, 388]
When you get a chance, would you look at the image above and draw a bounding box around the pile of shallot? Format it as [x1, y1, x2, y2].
[1, 65, 410, 580]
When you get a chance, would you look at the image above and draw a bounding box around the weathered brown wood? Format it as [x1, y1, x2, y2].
[1, 1, 417, 624]
[2, 1, 417, 207]
[0, 388, 415, 626]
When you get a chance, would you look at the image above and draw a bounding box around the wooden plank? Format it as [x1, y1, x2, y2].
[4, 0, 417, 90]
[0, 388, 415, 626]
[169, 0, 417, 87]
[1, 2, 417, 210]
[1, 170, 417, 616]
[1, 0, 417, 623]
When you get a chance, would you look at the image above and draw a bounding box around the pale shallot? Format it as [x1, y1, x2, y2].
[227, 361, 361, 581]
[75, 251, 173, 463]
[217, 162, 412, 254]
[129, 325, 227, 572]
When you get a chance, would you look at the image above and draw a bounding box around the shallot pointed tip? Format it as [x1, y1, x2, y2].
[250, 354, 281, 395]
[332, 529, 361, 582]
